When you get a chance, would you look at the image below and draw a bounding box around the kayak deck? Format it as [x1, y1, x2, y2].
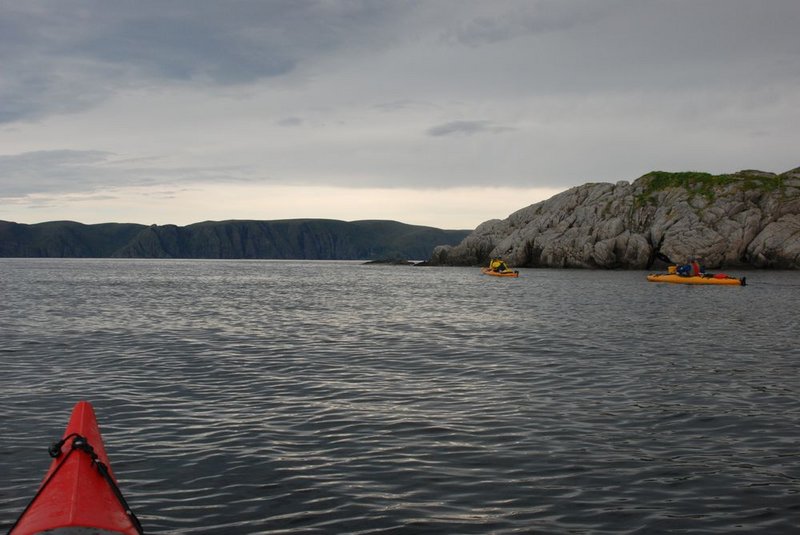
[10, 401, 142, 535]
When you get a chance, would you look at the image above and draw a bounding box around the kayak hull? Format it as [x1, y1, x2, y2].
[10, 401, 140, 535]
[647, 273, 745, 286]
[481, 267, 519, 278]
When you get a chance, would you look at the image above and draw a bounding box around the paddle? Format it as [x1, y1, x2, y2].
[646, 250, 675, 269]
[655, 252, 674, 264]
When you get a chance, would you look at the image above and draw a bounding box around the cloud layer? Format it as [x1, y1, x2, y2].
[1, 0, 799, 226]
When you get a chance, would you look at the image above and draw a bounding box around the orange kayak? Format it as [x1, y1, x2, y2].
[646, 273, 746, 286]
[481, 267, 519, 278]
[9, 401, 143, 535]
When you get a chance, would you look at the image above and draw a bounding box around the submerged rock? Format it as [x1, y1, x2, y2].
[363, 258, 417, 265]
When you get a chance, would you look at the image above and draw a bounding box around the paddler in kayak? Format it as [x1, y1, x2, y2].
[482, 258, 520, 277]
[489, 258, 512, 273]
[690, 258, 703, 276]
[676, 257, 703, 277]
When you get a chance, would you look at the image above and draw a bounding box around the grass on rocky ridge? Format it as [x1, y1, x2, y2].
[635, 170, 786, 205]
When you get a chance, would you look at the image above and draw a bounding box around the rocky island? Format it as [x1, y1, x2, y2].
[430, 168, 800, 270]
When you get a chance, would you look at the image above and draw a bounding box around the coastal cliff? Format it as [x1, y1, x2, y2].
[430, 168, 800, 269]
[0, 219, 469, 260]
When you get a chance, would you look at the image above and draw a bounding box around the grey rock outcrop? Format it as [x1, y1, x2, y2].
[431, 168, 800, 269]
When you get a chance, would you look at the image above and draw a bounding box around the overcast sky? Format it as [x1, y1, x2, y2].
[1, 1, 798, 229]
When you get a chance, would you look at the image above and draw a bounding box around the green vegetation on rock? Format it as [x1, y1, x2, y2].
[635, 170, 786, 205]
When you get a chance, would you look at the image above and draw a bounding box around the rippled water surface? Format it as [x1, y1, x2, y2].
[1, 259, 799, 534]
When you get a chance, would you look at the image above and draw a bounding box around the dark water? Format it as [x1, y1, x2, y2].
[1, 259, 798, 534]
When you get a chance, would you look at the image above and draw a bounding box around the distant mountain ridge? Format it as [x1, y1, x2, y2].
[0, 219, 470, 260]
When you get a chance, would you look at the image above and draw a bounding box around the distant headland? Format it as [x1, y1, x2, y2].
[0, 219, 470, 261]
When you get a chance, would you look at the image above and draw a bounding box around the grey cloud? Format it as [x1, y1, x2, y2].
[4, 0, 800, 126]
[0, 150, 114, 196]
[372, 100, 439, 113]
[0, 65, 118, 123]
[447, 0, 623, 46]
[427, 120, 514, 137]
[0, 1, 411, 123]
[277, 117, 304, 127]
[1, 1, 799, 198]
[436, 0, 800, 98]
[79, 14, 296, 83]
[0, 150, 258, 198]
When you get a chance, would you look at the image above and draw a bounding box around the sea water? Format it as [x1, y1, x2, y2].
[1, 258, 798, 533]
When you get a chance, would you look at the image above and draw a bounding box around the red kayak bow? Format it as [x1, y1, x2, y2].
[9, 401, 143, 535]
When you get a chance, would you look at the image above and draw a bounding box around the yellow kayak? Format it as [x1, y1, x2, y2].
[481, 267, 519, 278]
[647, 273, 746, 286]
